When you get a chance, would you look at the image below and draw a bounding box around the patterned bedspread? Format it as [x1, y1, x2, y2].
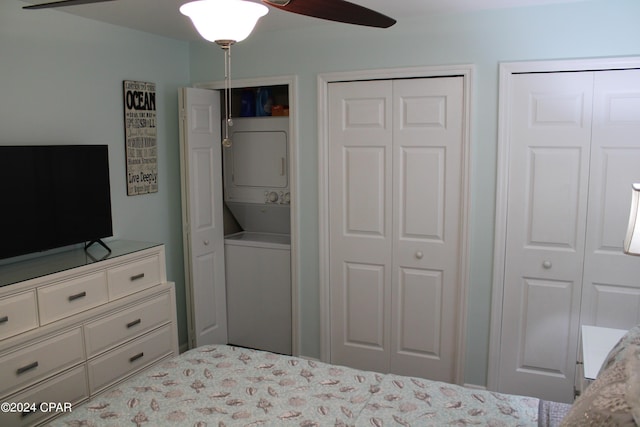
[48, 345, 540, 426]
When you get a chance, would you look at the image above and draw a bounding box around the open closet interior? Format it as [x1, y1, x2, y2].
[179, 82, 294, 356]
[221, 84, 293, 356]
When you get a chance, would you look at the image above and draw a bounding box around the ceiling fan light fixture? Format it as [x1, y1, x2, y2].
[179, 0, 268, 44]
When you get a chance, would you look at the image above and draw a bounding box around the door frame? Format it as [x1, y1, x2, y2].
[195, 75, 300, 356]
[488, 56, 640, 391]
[318, 65, 474, 384]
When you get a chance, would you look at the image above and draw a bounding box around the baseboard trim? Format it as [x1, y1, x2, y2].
[462, 383, 487, 391]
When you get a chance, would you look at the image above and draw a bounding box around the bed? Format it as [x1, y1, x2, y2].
[47, 324, 640, 427]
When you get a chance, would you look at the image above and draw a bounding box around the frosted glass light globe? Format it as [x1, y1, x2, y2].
[180, 0, 268, 43]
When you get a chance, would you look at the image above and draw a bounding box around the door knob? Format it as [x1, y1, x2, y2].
[203, 240, 210, 246]
[415, 251, 424, 260]
[542, 260, 552, 269]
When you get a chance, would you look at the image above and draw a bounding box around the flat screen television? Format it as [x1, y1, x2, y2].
[0, 145, 113, 260]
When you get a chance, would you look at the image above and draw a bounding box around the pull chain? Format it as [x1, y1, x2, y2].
[220, 41, 234, 148]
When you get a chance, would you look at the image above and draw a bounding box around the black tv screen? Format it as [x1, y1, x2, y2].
[0, 145, 113, 260]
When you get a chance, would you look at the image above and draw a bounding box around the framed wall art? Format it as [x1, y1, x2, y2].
[123, 80, 158, 195]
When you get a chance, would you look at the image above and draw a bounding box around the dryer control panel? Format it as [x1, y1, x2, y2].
[265, 191, 291, 204]
[223, 117, 289, 204]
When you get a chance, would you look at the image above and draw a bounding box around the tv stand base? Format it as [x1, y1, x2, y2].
[85, 239, 111, 253]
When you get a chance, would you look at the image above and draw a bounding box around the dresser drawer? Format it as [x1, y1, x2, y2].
[0, 328, 84, 397]
[0, 365, 88, 427]
[0, 291, 38, 341]
[87, 324, 173, 393]
[38, 272, 108, 325]
[108, 255, 161, 299]
[84, 292, 172, 357]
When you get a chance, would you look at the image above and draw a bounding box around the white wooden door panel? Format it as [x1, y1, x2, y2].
[589, 285, 640, 327]
[499, 72, 593, 402]
[596, 149, 640, 248]
[582, 69, 640, 329]
[527, 148, 583, 248]
[400, 147, 445, 240]
[329, 80, 393, 373]
[390, 77, 463, 380]
[192, 252, 218, 340]
[345, 147, 387, 236]
[344, 262, 385, 348]
[519, 278, 574, 373]
[397, 268, 443, 357]
[179, 87, 227, 347]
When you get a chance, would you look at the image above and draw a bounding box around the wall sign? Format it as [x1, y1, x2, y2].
[123, 80, 158, 196]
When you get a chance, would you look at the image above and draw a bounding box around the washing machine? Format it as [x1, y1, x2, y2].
[224, 231, 291, 355]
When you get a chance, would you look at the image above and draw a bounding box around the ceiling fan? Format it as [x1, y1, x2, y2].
[23, 0, 396, 28]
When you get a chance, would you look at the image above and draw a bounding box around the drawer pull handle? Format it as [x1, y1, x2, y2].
[20, 402, 42, 419]
[129, 352, 144, 363]
[68, 291, 87, 302]
[127, 318, 142, 328]
[17, 361, 39, 375]
[130, 273, 145, 281]
[0, 315, 8, 324]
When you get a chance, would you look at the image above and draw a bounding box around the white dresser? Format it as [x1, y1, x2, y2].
[0, 241, 178, 426]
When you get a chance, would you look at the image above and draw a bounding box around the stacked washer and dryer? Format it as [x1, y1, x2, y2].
[222, 117, 292, 355]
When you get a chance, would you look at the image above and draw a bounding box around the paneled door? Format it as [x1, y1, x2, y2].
[498, 72, 593, 402]
[581, 69, 640, 328]
[497, 69, 640, 402]
[328, 76, 464, 382]
[179, 87, 228, 347]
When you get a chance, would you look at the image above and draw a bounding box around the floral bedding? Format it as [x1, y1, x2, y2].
[48, 345, 540, 426]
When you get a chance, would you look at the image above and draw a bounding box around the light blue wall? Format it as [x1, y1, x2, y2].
[0, 2, 190, 344]
[187, 0, 640, 386]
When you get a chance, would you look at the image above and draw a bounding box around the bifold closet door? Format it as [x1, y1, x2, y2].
[389, 77, 463, 381]
[328, 77, 464, 382]
[498, 69, 640, 403]
[581, 69, 640, 329]
[498, 72, 593, 403]
[179, 87, 228, 348]
[328, 79, 393, 374]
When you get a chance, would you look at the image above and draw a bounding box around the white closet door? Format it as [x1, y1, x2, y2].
[499, 72, 594, 402]
[328, 80, 393, 373]
[179, 87, 228, 347]
[390, 77, 463, 381]
[582, 69, 640, 328]
[328, 77, 463, 381]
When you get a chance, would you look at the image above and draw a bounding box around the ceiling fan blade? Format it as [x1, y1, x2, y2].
[262, 0, 396, 28]
[23, 0, 117, 10]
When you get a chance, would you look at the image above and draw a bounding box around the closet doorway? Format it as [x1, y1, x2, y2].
[180, 75, 300, 355]
[318, 66, 473, 384]
[490, 58, 640, 403]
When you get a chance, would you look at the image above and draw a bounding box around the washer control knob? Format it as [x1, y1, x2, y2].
[267, 191, 279, 203]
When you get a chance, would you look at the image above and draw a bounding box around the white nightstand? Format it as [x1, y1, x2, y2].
[578, 325, 627, 395]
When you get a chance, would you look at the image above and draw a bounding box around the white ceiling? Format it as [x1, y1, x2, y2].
[21, 0, 590, 41]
